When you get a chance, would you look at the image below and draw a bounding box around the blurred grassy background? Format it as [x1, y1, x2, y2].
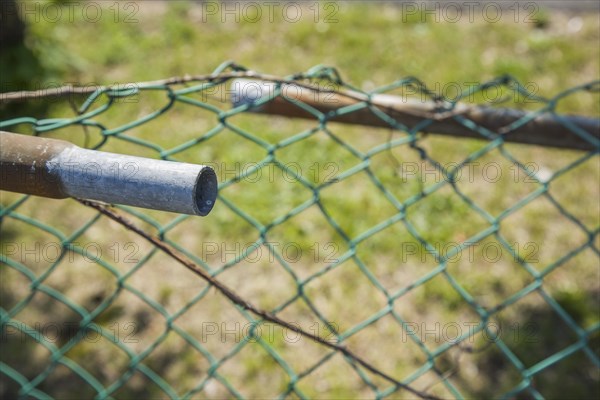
[2, 1, 599, 105]
[1, 0, 599, 398]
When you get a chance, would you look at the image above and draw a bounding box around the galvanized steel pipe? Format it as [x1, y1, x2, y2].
[0, 131, 217, 216]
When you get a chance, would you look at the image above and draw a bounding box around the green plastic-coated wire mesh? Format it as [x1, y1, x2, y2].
[1, 63, 599, 399]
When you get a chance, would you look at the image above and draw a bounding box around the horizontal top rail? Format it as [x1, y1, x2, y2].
[230, 79, 600, 151]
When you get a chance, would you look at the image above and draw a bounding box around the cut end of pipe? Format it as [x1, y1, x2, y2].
[1, 131, 220, 216]
[193, 167, 218, 216]
[231, 79, 277, 108]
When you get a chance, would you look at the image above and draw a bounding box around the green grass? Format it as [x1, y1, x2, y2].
[1, 1, 599, 399]
[4, 2, 599, 109]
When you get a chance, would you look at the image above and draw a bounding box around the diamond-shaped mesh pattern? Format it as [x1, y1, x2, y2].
[1, 63, 599, 399]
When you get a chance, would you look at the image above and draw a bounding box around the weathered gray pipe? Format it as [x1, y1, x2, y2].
[0, 131, 217, 216]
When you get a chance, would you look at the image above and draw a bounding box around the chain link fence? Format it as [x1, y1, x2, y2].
[1, 62, 599, 399]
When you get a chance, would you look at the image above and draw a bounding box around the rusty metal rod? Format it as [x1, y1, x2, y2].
[0, 132, 217, 216]
[231, 79, 600, 151]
